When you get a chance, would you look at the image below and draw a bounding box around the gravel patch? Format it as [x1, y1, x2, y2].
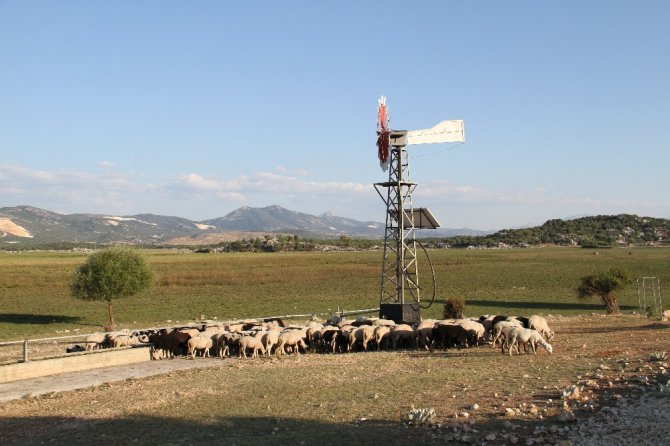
[564, 389, 670, 446]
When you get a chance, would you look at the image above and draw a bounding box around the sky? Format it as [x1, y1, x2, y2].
[1, 1, 669, 230]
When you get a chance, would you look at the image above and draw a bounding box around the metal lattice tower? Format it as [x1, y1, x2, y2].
[375, 132, 420, 307]
[372, 97, 464, 323]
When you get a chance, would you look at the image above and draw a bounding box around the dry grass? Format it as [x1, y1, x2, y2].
[1, 315, 668, 445]
[2, 247, 668, 341]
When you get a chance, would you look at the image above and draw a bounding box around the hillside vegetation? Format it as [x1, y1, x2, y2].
[442, 214, 670, 249]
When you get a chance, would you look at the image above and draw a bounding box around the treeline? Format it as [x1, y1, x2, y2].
[192, 235, 380, 253]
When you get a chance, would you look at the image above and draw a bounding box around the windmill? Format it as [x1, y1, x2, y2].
[374, 96, 465, 324]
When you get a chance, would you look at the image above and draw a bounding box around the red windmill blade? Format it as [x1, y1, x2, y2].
[377, 96, 390, 171]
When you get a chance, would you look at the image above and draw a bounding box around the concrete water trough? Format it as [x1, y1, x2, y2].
[0, 345, 152, 384]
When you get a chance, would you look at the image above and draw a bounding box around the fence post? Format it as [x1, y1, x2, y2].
[22, 339, 29, 363]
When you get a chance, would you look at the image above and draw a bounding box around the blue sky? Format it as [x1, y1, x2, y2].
[1, 1, 669, 230]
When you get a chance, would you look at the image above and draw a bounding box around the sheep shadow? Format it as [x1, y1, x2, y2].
[560, 322, 669, 334]
[0, 414, 464, 446]
[466, 299, 637, 312]
[0, 314, 81, 325]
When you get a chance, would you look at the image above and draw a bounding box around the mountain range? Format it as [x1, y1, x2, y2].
[0, 205, 492, 246]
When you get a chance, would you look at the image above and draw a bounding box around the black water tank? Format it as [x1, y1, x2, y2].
[379, 303, 421, 325]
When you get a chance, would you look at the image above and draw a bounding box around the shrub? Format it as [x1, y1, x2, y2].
[577, 267, 632, 314]
[443, 296, 465, 319]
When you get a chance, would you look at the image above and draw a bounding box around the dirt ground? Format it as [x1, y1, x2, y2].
[0, 314, 668, 445]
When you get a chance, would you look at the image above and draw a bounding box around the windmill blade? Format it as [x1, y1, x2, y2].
[405, 120, 465, 145]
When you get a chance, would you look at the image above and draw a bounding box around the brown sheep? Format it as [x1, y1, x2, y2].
[390, 324, 416, 349]
[218, 332, 241, 357]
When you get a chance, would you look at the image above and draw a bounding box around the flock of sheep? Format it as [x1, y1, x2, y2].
[80, 313, 555, 359]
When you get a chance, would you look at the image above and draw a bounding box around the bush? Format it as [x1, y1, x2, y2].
[576, 267, 632, 314]
[443, 296, 465, 319]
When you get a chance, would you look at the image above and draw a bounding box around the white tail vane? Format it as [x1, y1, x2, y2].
[405, 120, 465, 145]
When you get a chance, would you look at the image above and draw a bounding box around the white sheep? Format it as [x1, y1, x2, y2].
[84, 333, 105, 351]
[456, 319, 486, 346]
[506, 327, 552, 355]
[262, 329, 281, 355]
[238, 335, 266, 358]
[112, 334, 141, 348]
[526, 329, 553, 354]
[491, 320, 522, 348]
[372, 318, 396, 327]
[416, 319, 438, 350]
[373, 325, 392, 351]
[528, 315, 554, 340]
[179, 327, 201, 339]
[349, 325, 375, 352]
[276, 329, 308, 355]
[187, 335, 213, 359]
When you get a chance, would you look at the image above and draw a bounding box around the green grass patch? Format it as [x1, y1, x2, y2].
[1, 247, 668, 340]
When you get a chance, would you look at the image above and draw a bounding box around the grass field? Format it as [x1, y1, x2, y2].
[1, 247, 668, 340]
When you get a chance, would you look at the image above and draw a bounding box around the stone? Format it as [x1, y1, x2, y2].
[557, 409, 576, 422]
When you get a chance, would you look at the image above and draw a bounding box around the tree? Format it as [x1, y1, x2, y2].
[71, 247, 153, 329]
[576, 267, 632, 314]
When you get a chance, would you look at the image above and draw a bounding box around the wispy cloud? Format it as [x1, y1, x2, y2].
[0, 163, 373, 217]
[2, 163, 667, 225]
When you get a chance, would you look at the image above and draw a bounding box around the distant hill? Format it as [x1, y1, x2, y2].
[2, 205, 666, 249]
[0, 205, 386, 246]
[0, 206, 213, 246]
[202, 205, 383, 239]
[444, 214, 670, 248]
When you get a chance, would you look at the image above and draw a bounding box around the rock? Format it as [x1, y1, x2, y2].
[561, 385, 581, 400]
[557, 409, 576, 422]
[471, 403, 480, 410]
[505, 408, 516, 416]
[485, 433, 496, 441]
